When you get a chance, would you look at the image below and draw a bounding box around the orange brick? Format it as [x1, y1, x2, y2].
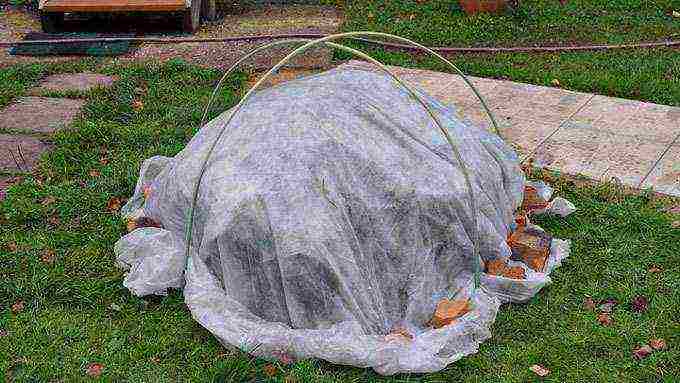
[502, 265, 526, 280]
[522, 185, 549, 211]
[508, 228, 551, 272]
[485, 258, 507, 276]
[431, 299, 470, 328]
[385, 324, 413, 342]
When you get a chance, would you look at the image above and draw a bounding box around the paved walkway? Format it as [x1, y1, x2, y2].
[0, 73, 115, 199]
[339, 61, 680, 197]
[1, 64, 678, 199]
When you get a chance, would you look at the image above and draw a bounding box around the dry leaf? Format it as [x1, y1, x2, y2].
[529, 364, 550, 377]
[671, 220, 680, 228]
[99, 157, 109, 165]
[143, 185, 152, 200]
[583, 297, 596, 311]
[106, 197, 121, 212]
[89, 169, 101, 178]
[631, 296, 648, 313]
[11, 300, 25, 314]
[85, 362, 104, 377]
[48, 215, 60, 226]
[6, 241, 18, 252]
[648, 266, 662, 273]
[40, 196, 57, 207]
[633, 345, 653, 359]
[551, 79, 560, 87]
[649, 338, 666, 351]
[41, 249, 56, 264]
[126, 218, 137, 233]
[597, 312, 613, 326]
[263, 363, 277, 378]
[132, 100, 144, 111]
[149, 356, 160, 364]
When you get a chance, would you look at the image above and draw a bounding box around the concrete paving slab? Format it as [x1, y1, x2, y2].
[333, 61, 680, 195]
[569, 96, 680, 144]
[0, 97, 85, 134]
[640, 142, 680, 197]
[31, 73, 117, 94]
[0, 134, 51, 173]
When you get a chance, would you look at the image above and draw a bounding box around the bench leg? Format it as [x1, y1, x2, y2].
[40, 11, 64, 33]
[183, 0, 202, 33]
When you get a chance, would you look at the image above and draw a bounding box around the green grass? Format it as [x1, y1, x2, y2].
[337, 0, 680, 106]
[0, 58, 679, 382]
[2, 1, 680, 379]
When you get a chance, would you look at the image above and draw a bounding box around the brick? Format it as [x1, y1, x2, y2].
[430, 299, 470, 328]
[0, 97, 85, 134]
[508, 227, 552, 272]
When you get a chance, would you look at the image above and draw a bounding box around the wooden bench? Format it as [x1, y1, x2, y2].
[39, 0, 209, 33]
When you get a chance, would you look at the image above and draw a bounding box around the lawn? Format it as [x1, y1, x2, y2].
[338, 0, 680, 106]
[1, 1, 680, 382]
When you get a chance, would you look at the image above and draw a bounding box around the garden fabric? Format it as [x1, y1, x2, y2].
[114, 67, 572, 375]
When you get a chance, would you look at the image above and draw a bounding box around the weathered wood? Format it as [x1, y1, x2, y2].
[183, 0, 201, 33]
[42, 0, 187, 13]
[201, 0, 216, 21]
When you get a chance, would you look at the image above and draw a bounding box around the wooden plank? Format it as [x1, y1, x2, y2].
[43, 0, 187, 12]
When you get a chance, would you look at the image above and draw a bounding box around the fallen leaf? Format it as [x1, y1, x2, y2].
[6, 241, 18, 252]
[41, 249, 56, 264]
[48, 215, 60, 226]
[106, 197, 121, 212]
[126, 218, 137, 233]
[149, 356, 160, 364]
[143, 185, 152, 200]
[11, 300, 24, 314]
[85, 362, 104, 377]
[633, 345, 653, 359]
[551, 79, 560, 87]
[649, 338, 666, 351]
[99, 157, 109, 165]
[40, 196, 56, 207]
[263, 363, 277, 378]
[529, 364, 550, 377]
[631, 296, 648, 313]
[597, 312, 613, 326]
[132, 100, 144, 111]
[648, 266, 662, 273]
[583, 297, 596, 311]
[672, 220, 680, 228]
[89, 169, 101, 178]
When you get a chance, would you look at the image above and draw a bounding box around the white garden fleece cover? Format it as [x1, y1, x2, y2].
[114, 67, 573, 375]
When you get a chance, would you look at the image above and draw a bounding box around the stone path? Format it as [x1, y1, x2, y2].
[338, 61, 680, 197]
[0, 73, 115, 199]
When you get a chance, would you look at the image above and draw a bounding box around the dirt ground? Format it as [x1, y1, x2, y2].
[0, 4, 343, 70]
